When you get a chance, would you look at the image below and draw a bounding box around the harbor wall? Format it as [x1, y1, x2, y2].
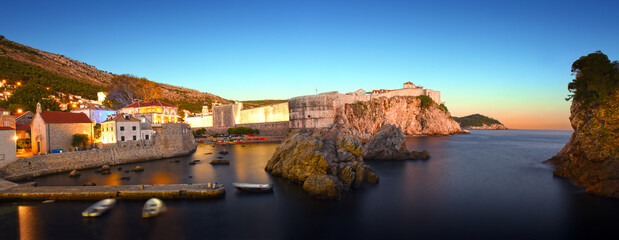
[0, 123, 196, 181]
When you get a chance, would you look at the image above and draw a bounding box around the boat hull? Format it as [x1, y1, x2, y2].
[82, 198, 116, 217]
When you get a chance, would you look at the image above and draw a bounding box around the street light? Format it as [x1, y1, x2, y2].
[16, 82, 21, 86]
[17, 109, 22, 114]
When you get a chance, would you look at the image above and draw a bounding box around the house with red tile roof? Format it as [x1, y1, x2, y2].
[31, 103, 94, 154]
[0, 126, 17, 167]
[119, 99, 180, 125]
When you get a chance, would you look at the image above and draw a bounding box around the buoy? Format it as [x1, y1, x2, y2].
[134, 166, 144, 172]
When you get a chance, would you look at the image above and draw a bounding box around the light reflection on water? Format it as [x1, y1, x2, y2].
[3, 130, 619, 240]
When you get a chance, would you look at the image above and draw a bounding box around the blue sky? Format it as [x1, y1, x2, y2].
[2, 0, 619, 129]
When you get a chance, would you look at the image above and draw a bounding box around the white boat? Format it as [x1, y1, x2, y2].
[82, 198, 116, 217]
[232, 182, 273, 192]
[142, 198, 167, 218]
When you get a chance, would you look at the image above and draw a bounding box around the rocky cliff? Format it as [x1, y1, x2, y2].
[547, 52, 619, 198]
[547, 90, 619, 198]
[343, 96, 467, 136]
[265, 128, 379, 199]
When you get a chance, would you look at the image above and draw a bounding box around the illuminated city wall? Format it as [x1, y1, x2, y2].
[238, 102, 289, 124]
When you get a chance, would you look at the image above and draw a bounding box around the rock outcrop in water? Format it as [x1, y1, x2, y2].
[265, 129, 379, 199]
[363, 124, 430, 160]
[547, 52, 619, 199]
[343, 96, 467, 136]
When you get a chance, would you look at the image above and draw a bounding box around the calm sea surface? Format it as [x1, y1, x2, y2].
[1, 130, 617, 240]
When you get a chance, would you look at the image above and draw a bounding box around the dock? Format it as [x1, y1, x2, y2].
[0, 183, 225, 201]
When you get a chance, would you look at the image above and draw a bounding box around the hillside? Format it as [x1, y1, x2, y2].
[0, 35, 231, 111]
[453, 114, 507, 130]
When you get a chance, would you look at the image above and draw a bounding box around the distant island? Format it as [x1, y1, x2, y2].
[453, 114, 507, 130]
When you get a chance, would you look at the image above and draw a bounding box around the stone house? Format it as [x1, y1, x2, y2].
[15, 111, 34, 124]
[0, 108, 15, 129]
[0, 126, 17, 168]
[101, 114, 153, 144]
[31, 103, 94, 154]
[119, 99, 180, 125]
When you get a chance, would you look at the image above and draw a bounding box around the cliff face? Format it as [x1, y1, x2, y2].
[547, 90, 619, 198]
[343, 96, 466, 136]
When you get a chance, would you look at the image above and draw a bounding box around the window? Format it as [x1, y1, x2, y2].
[132, 126, 136, 131]
[145, 135, 149, 140]
[120, 126, 125, 131]
[133, 135, 136, 140]
[121, 136, 125, 141]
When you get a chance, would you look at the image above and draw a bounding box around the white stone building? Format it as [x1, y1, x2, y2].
[101, 114, 153, 144]
[0, 126, 17, 168]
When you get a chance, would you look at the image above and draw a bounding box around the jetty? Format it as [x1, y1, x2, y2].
[0, 183, 225, 201]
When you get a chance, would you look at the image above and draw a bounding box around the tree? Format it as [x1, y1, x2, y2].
[106, 74, 162, 109]
[71, 134, 90, 150]
[568, 51, 619, 106]
[93, 124, 102, 141]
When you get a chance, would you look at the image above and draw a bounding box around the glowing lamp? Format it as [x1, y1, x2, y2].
[16, 82, 21, 86]
[17, 109, 22, 114]
[13, 136, 18, 141]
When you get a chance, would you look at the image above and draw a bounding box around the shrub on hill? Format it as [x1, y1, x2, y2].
[453, 114, 502, 127]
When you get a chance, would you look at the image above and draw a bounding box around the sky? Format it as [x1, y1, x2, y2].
[2, 0, 619, 130]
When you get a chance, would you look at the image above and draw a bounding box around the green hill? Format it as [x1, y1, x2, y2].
[453, 114, 505, 128]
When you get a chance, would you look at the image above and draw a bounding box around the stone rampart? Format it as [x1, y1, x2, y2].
[0, 123, 196, 181]
[238, 102, 289, 124]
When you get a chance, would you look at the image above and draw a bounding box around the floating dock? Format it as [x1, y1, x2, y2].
[0, 183, 225, 201]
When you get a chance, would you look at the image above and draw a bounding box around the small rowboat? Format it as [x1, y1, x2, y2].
[142, 198, 167, 218]
[82, 198, 116, 217]
[232, 183, 273, 192]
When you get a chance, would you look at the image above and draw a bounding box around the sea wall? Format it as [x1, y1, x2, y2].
[0, 123, 196, 181]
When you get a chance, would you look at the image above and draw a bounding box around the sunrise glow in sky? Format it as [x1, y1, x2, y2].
[3, 0, 619, 130]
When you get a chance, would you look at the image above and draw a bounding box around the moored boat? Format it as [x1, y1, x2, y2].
[232, 183, 273, 192]
[82, 198, 116, 217]
[142, 198, 167, 218]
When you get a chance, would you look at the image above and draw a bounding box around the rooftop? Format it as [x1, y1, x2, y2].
[40, 111, 92, 124]
[102, 114, 140, 123]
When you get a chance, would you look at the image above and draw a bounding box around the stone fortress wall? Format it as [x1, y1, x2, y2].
[188, 83, 441, 135]
[0, 123, 196, 181]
